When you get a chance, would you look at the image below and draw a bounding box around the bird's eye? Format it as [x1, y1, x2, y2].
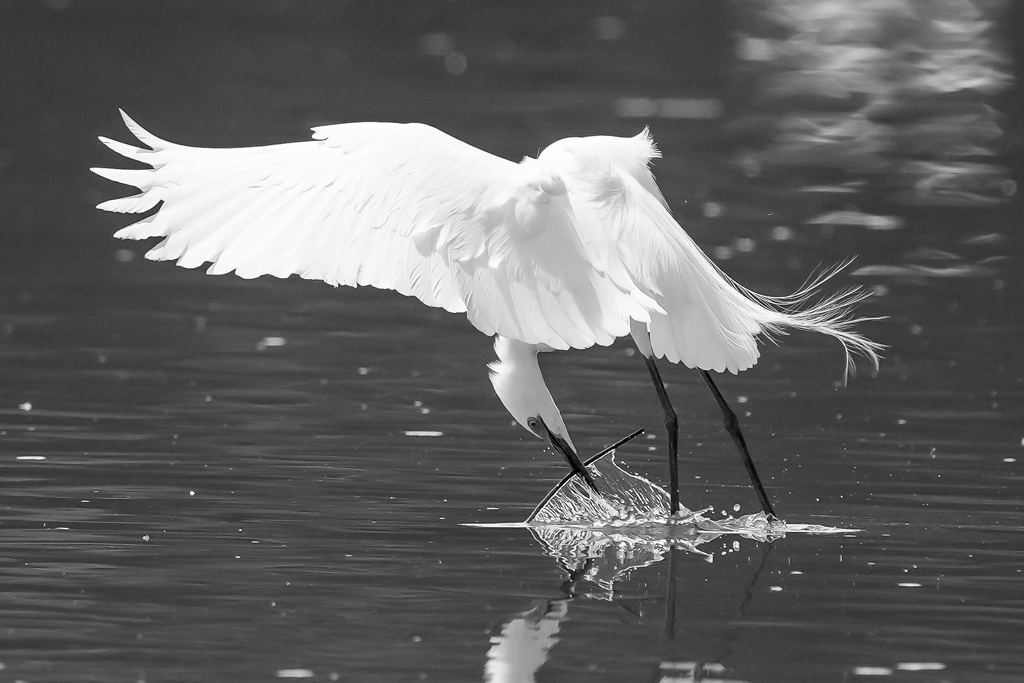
[526, 417, 541, 432]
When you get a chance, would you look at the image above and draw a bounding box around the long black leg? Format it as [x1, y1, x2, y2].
[641, 355, 681, 514]
[697, 369, 777, 519]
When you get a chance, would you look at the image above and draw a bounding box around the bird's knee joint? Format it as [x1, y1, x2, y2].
[664, 415, 678, 433]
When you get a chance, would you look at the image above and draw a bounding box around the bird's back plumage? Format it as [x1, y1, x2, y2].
[94, 113, 880, 373]
[536, 134, 880, 374]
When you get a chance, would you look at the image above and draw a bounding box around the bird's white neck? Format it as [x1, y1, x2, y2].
[487, 336, 575, 452]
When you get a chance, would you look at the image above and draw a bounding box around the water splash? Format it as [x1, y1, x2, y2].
[491, 451, 861, 593]
[527, 452, 798, 534]
[527, 452, 678, 526]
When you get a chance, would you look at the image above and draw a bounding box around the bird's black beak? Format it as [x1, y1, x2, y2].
[539, 420, 600, 496]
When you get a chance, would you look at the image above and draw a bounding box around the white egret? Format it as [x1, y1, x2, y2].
[92, 111, 881, 517]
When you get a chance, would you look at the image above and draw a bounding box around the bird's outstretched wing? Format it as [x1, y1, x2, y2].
[538, 133, 882, 374]
[94, 114, 879, 372]
[93, 112, 658, 350]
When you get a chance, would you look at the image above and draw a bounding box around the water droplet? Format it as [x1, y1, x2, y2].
[443, 52, 467, 76]
[712, 245, 734, 260]
[592, 15, 626, 41]
[703, 202, 723, 218]
[733, 237, 756, 253]
[853, 666, 893, 676]
[896, 663, 945, 672]
[614, 97, 658, 118]
[256, 336, 286, 351]
[276, 669, 315, 679]
[420, 33, 453, 57]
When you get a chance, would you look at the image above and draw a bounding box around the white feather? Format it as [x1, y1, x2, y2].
[538, 130, 882, 375]
[94, 113, 880, 373]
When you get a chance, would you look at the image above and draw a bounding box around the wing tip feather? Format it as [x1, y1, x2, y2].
[117, 109, 169, 150]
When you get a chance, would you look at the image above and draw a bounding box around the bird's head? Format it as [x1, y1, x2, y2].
[487, 336, 577, 457]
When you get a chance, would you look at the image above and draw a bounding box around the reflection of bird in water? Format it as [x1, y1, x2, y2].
[485, 536, 773, 682]
[485, 598, 570, 683]
[484, 565, 585, 683]
[486, 558, 621, 683]
[649, 546, 768, 683]
[93, 112, 880, 514]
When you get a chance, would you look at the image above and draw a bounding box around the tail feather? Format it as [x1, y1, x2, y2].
[737, 259, 884, 381]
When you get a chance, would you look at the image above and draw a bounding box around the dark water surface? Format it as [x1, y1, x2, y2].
[1, 2, 1023, 681]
